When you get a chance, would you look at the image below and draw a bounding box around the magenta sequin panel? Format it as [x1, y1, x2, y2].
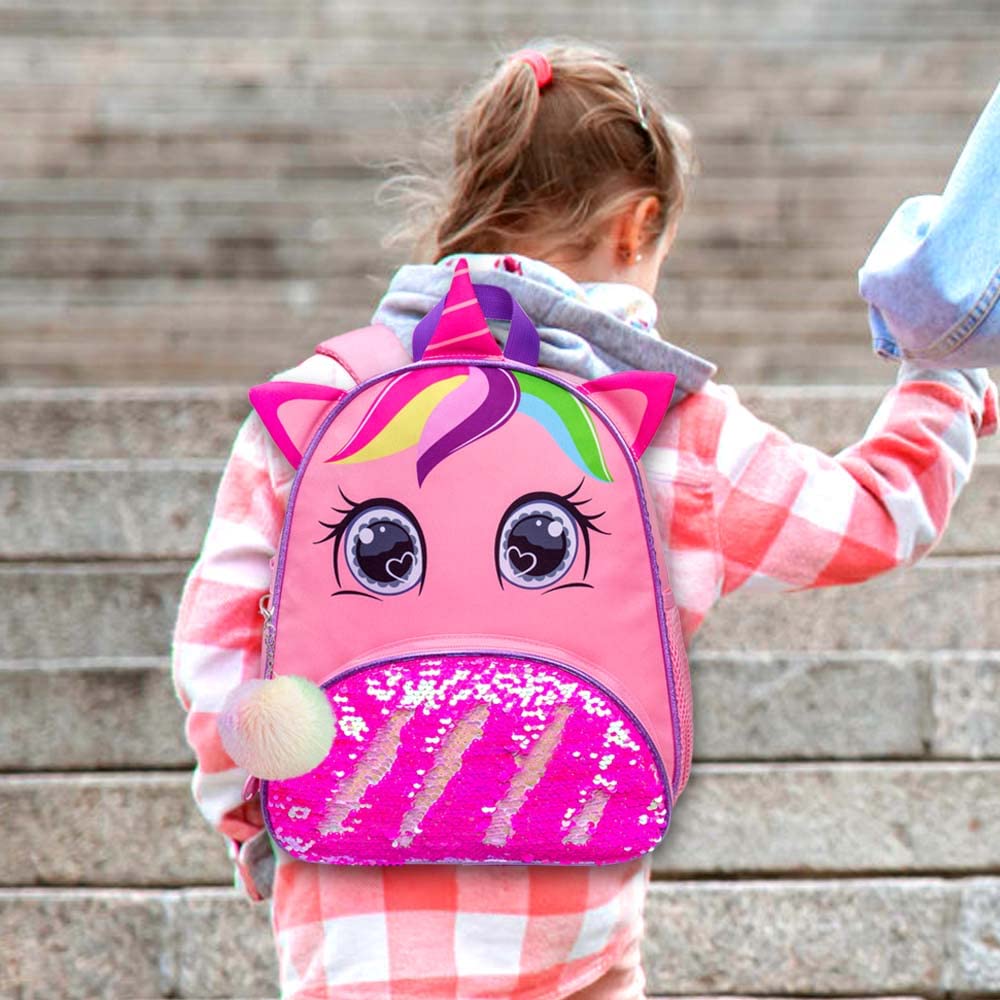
[263, 655, 670, 865]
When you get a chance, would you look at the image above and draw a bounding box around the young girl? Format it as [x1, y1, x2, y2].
[171, 42, 997, 1000]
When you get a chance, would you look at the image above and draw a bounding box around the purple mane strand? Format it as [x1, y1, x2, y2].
[323, 366, 520, 486]
[416, 367, 519, 485]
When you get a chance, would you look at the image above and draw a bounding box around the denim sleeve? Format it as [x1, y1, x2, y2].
[858, 81, 1000, 368]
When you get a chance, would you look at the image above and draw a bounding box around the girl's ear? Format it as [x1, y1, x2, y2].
[578, 371, 676, 460]
[248, 381, 347, 468]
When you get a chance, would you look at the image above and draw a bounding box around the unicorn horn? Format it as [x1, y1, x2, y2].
[421, 259, 503, 361]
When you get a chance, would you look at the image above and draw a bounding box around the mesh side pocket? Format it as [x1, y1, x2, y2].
[665, 602, 693, 799]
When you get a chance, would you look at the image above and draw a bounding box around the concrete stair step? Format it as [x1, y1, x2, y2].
[1, 31, 996, 95]
[0, 37, 994, 122]
[4, 650, 998, 771]
[0, 658, 189, 770]
[6, 384, 997, 461]
[3, 332, 905, 386]
[0, 201, 949, 280]
[4, 454, 995, 559]
[3, 762, 999, 887]
[2, 879, 997, 997]
[0, 272, 894, 312]
[0, 130, 979, 184]
[0, 1, 998, 41]
[6, 649, 998, 771]
[4, 557, 997, 661]
[0, 187, 984, 290]
[0, 178, 974, 234]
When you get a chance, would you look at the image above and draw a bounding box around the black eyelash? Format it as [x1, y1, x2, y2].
[558, 480, 609, 579]
[561, 479, 611, 541]
[315, 487, 361, 588]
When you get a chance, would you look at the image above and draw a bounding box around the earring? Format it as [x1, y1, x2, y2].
[635, 254, 644, 263]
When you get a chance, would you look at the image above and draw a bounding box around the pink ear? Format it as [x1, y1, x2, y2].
[248, 381, 347, 468]
[578, 371, 676, 459]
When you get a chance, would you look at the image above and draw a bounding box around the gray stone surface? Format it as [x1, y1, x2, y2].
[695, 557, 1000, 653]
[691, 651, 930, 759]
[173, 889, 278, 999]
[0, 17, 996, 389]
[0, 385, 250, 460]
[641, 878, 956, 994]
[655, 761, 1000, 875]
[0, 888, 276, 1000]
[0, 774, 228, 886]
[0, 658, 191, 769]
[947, 877, 1000, 992]
[0, 889, 173, 999]
[4, 763, 998, 887]
[1, 460, 223, 558]
[930, 653, 1000, 759]
[7, 881, 1000, 997]
[2, 561, 189, 659]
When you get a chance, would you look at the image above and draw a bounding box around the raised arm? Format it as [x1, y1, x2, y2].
[710, 366, 997, 597]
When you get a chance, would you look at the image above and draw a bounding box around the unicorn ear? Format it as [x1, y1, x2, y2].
[249, 381, 348, 468]
[421, 258, 503, 360]
[578, 371, 676, 460]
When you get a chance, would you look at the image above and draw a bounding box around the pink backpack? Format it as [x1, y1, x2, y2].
[221, 259, 693, 866]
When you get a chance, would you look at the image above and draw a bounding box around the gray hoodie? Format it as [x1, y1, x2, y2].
[369, 261, 718, 407]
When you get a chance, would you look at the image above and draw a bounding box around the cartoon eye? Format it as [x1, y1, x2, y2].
[496, 497, 579, 589]
[342, 504, 424, 595]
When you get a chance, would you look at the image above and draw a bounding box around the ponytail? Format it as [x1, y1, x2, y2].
[380, 40, 697, 264]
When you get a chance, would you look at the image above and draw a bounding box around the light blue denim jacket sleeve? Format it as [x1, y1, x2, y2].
[858, 81, 1000, 369]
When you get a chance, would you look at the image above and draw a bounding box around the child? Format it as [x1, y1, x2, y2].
[171, 42, 997, 1000]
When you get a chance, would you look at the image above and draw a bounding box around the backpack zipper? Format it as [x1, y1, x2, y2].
[240, 592, 276, 802]
[258, 591, 276, 677]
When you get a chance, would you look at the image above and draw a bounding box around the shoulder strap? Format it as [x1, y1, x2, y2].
[314, 324, 411, 386]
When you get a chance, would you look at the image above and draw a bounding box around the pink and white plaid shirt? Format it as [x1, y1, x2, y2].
[171, 346, 996, 1000]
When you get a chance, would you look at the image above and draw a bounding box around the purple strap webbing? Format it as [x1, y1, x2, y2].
[412, 281, 541, 366]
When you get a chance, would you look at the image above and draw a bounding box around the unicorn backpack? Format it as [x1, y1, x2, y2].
[219, 259, 693, 866]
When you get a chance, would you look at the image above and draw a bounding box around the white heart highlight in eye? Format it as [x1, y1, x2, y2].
[507, 546, 538, 577]
[385, 552, 415, 582]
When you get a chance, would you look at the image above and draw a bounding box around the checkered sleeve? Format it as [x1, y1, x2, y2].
[711, 369, 998, 596]
[169, 352, 354, 900]
[170, 410, 287, 898]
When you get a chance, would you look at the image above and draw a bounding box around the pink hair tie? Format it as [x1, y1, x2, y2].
[510, 49, 553, 91]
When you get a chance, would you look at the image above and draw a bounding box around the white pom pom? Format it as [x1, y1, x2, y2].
[218, 675, 336, 780]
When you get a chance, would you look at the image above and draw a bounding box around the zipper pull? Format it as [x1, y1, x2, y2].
[258, 592, 273, 622]
[258, 592, 277, 677]
[242, 774, 261, 801]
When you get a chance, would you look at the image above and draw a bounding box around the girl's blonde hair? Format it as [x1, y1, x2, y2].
[379, 40, 697, 264]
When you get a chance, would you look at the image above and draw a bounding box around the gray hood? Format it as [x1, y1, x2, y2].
[370, 262, 717, 406]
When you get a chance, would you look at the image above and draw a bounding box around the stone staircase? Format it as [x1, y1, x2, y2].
[2, 0, 1000, 996]
[2, 387, 998, 997]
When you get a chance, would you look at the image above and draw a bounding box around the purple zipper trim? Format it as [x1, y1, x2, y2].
[265, 357, 684, 802]
[260, 648, 672, 852]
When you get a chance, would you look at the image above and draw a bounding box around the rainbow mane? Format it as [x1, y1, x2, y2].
[326, 366, 612, 485]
